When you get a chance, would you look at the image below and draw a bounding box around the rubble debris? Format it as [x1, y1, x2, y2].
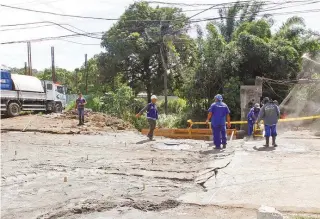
[257, 206, 283, 219]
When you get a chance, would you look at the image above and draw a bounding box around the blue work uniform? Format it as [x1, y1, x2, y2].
[247, 107, 260, 136]
[208, 102, 230, 148]
[139, 103, 158, 139]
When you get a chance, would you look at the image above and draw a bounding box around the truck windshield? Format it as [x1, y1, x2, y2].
[57, 86, 64, 94]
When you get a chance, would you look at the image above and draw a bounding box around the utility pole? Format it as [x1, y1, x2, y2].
[24, 62, 27, 75]
[27, 42, 32, 75]
[85, 54, 88, 94]
[75, 68, 78, 89]
[51, 46, 56, 82]
[160, 16, 168, 115]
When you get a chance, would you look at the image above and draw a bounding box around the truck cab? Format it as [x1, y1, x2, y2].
[42, 80, 67, 113]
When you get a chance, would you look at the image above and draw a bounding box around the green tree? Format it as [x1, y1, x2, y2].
[100, 2, 194, 101]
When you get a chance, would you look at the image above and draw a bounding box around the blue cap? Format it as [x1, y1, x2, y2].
[215, 94, 223, 101]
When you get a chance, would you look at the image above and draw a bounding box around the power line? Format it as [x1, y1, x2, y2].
[2, 1, 320, 45]
[1, 21, 103, 39]
[1, 21, 102, 36]
[262, 0, 320, 13]
[10, 0, 65, 6]
[2, 5, 320, 45]
[146, 0, 251, 7]
[178, 0, 320, 12]
[0, 24, 54, 32]
[0, 32, 104, 45]
[57, 39, 101, 46]
[0, 21, 103, 39]
[0, 4, 177, 22]
[147, 0, 317, 7]
[1, 0, 318, 29]
[190, 8, 320, 23]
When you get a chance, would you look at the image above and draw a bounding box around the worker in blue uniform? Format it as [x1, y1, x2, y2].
[247, 103, 260, 137]
[206, 94, 231, 149]
[136, 95, 159, 140]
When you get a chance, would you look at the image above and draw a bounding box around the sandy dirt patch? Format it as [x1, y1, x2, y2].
[1, 111, 133, 135]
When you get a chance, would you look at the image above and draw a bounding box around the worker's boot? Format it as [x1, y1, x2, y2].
[264, 137, 270, 147]
[222, 144, 226, 149]
[272, 136, 278, 147]
[78, 118, 82, 126]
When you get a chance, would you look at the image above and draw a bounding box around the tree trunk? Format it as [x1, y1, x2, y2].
[146, 83, 152, 103]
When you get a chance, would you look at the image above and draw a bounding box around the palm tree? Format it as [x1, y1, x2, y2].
[274, 16, 306, 40]
[214, 0, 267, 42]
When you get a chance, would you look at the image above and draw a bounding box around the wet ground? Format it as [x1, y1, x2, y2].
[1, 129, 320, 219]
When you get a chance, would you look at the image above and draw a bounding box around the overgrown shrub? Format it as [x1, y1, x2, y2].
[100, 85, 135, 120]
[158, 98, 187, 114]
[86, 96, 104, 112]
[130, 115, 149, 131]
[157, 113, 188, 128]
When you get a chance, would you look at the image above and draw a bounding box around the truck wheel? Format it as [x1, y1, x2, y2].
[54, 103, 62, 113]
[7, 102, 21, 117]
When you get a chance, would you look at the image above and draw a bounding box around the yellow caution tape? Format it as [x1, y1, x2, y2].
[279, 115, 320, 122]
[187, 115, 320, 126]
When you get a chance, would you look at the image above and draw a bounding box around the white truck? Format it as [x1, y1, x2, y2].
[0, 70, 67, 117]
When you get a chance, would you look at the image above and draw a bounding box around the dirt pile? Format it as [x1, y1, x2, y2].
[1, 110, 133, 134]
[60, 110, 133, 131]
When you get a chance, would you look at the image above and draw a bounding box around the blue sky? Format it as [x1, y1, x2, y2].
[1, 0, 320, 71]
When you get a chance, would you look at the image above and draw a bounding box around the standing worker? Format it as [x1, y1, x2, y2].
[206, 94, 231, 149]
[247, 103, 260, 137]
[136, 95, 159, 140]
[257, 97, 280, 147]
[75, 92, 86, 126]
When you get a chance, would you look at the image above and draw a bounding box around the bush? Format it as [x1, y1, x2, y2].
[157, 113, 189, 128]
[158, 98, 187, 114]
[100, 85, 135, 120]
[86, 96, 104, 112]
[130, 115, 149, 131]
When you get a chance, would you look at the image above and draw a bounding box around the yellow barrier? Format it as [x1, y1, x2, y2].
[141, 115, 319, 140]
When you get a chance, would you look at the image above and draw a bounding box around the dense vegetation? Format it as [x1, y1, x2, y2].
[11, 0, 320, 129]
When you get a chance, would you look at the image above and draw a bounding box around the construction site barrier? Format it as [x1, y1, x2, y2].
[141, 115, 320, 140]
[187, 114, 320, 127]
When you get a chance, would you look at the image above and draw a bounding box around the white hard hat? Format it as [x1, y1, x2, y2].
[151, 95, 157, 100]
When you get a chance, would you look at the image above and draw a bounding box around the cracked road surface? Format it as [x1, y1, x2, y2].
[1, 130, 320, 218]
[180, 130, 320, 213]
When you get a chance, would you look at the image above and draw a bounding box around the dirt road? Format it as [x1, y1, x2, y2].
[1, 116, 320, 219]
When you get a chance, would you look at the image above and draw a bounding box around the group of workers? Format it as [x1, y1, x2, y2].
[135, 94, 280, 149]
[247, 97, 280, 147]
[75, 91, 280, 149]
